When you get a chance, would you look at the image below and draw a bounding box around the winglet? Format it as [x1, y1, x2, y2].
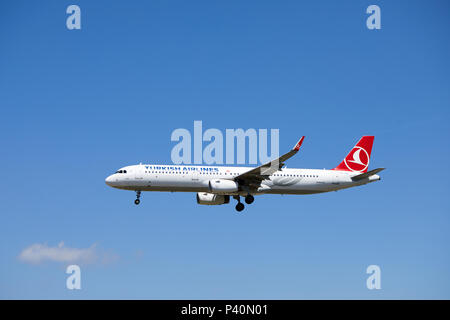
[293, 136, 305, 151]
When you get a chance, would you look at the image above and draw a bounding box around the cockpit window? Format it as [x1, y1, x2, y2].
[115, 170, 127, 174]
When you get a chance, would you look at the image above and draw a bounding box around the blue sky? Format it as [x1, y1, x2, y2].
[0, 0, 449, 299]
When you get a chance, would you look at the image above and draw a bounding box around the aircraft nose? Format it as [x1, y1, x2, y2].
[105, 175, 114, 186]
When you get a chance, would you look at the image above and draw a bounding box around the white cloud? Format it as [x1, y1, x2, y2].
[18, 241, 118, 265]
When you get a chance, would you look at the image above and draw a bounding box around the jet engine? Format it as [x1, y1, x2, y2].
[208, 179, 239, 194]
[196, 192, 230, 205]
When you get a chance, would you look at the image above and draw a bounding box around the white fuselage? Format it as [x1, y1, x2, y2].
[105, 164, 380, 196]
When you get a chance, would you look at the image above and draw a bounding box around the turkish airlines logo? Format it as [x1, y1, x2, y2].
[344, 146, 370, 172]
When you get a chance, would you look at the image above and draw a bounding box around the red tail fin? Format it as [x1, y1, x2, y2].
[333, 136, 374, 173]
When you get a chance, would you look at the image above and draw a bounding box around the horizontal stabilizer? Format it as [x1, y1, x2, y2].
[351, 168, 385, 181]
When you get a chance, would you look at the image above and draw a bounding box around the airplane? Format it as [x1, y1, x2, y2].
[105, 136, 384, 212]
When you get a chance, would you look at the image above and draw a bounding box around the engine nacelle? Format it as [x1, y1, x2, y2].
[208, 179, 239, 194]
[196, 192, 230, 205]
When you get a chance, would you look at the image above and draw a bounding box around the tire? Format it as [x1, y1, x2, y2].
[235, 203, 245, 212]
[134, 199, 140, 205]
[245, 195, 254, 204]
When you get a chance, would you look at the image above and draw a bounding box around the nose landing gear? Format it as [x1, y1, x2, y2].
[134, 191, 141, 205]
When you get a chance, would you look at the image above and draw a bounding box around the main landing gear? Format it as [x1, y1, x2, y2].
[234, 194, 255, 212]
[245, 194, 254, 204]
[134, 190, 141, 205]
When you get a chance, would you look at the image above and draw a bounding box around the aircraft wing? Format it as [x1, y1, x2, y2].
[234, 136, 305, 189]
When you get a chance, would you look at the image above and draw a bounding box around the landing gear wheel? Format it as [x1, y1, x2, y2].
[235, 202, 245, 212]
[245, 195, 254, 204]
[134, 190, 141, 205]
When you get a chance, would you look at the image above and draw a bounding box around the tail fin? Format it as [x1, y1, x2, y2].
[333, 136, 374, 173]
